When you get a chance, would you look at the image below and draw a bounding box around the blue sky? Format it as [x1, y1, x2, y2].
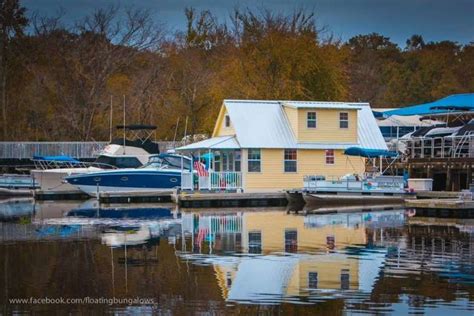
[23, 0, 474, 47]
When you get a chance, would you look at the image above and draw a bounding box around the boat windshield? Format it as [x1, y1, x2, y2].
[143, 155, 191, 170]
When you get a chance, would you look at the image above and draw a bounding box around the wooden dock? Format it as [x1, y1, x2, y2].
[98, 190, 174, 203]
[177, 191, 287, 208]
[34, 190, 89, 201]
[301, 203, 404, 215]
[405, 198, 474, 209]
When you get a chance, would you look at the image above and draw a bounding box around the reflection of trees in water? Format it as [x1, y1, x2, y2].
[0, 239, 225, 313]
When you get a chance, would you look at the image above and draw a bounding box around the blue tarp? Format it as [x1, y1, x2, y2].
[32, 155, 80, 163]
[344, 147, 398, 158]
[375, 93, 474, 117]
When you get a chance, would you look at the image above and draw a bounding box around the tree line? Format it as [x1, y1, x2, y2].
[0, 0, 472, 141]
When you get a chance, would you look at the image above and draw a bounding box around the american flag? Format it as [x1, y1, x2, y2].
[193, 160, 209, 176]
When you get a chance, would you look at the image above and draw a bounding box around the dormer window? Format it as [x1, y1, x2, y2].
[307, 112, 317, 128]
[339, 112, 349, 128]
[225, 115, 231, 128]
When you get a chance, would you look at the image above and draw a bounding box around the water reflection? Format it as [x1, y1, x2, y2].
[0, 199, 473, 314]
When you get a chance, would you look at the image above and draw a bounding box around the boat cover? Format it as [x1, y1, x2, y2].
[374, 93, 474, 117]
[32, 155, 80, 163]
[344, 147, 398, 158]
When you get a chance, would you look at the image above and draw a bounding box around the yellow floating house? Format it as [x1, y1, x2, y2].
[177, 100, 387, 192]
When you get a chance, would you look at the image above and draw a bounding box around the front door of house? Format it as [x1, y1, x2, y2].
[222, 151, 234, 172]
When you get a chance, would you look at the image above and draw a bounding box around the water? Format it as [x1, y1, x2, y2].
[1, 199, 473, 314]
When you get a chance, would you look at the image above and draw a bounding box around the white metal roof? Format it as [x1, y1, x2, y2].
[179, 100, 387, 151]
[296, 143, 358, 149]
[224, 100, 296, 148]
[283, 101, 364, 110]
[377, 114, 443, 127]
[357, 105, 388, 150]
[177, 135, 240, 150]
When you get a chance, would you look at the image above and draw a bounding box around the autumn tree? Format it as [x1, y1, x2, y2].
[0, 0, 27, 140]
[227, 9, 347, 100]
[27, 6, 164, 140]
[345, 33, 401, 106]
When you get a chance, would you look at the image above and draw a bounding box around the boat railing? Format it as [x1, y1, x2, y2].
[397, 134, 474, 159]
[32, 159, 118, 170]
[304, 175, 405, 191]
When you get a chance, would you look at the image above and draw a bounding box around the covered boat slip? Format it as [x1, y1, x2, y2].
[376, 94, 474, 191]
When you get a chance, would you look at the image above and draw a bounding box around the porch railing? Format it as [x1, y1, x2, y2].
[181, 171, 243, 191]
[181, 172, 194, 190]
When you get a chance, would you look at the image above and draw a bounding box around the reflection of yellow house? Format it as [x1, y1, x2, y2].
[178, 100, 387, 192]
[211, 212, 371, 300]
[241, 211, 366, 253]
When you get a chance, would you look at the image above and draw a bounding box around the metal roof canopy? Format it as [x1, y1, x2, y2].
[177, 135, 240, 151]
[375, 93, 474, 117]
[116, 124, 157, 130]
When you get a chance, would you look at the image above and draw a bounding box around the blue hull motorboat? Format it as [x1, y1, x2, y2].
[65, 153, 192, 196]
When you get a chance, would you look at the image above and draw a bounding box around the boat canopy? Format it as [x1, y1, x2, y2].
[116, 124, 157, 130]
[344, 147, 398, 158]
[374, 93, 474, 117]
[32, 155, 80, 163]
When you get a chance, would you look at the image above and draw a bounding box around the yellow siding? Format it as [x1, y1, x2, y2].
[283, 106, 299, 138]
[296, 108, 358, 143]
[244, 149, 365, 191]
[242, 211, 363, 293]
[213, 105, 236, 137]
[213, 211, 365, 298]
[243, 211, 366, 253]
[294, 258, 359, 292]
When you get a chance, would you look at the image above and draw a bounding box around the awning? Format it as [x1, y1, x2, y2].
[176, 135, 240, 151]
[344, 147, 398, 158]
[374, 93, 474, 117]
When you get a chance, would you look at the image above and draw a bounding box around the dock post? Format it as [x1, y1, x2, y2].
[446, 167, 452, 191]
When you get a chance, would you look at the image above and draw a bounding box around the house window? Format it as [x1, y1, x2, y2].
[308, 272, 318, 289]
[214, 152, 221, 171]
[339, 112, 349, 128]
[285, 229, 298, 253]
[284, 149, 297, 172]
[307, 112, 317, 128]
[341, 269, 350, 290]
[248, 149, 261, 172]
[225, 115, 231, 127]
[248, 231, 262, 254]
[325, 149, 335, 165]
[234, 151, 241, 172]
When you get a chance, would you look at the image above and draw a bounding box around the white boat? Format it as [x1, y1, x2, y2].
[302, 146, 413, 205]
[30, 125, 160, 193]
[65, 154, 192, 196]
[302, 175, 411, 205]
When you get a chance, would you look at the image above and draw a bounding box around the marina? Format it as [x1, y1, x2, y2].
[0, 1, 473, 312]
